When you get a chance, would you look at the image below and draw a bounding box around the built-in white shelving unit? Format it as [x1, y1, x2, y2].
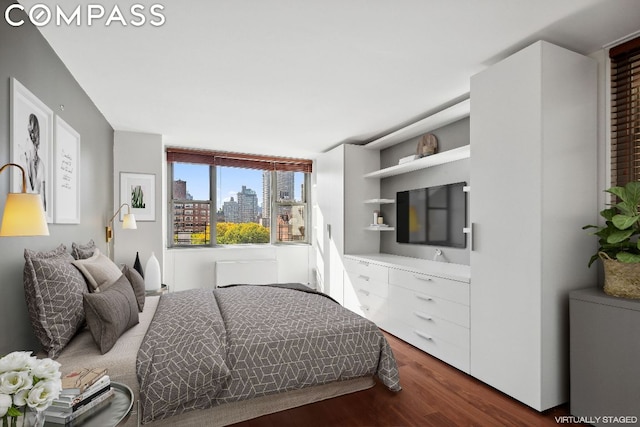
[364, 198, 395, 204]
[364, 225, 395, 231]
[363, 145, 470, 179]
[365, 98, 470, 151]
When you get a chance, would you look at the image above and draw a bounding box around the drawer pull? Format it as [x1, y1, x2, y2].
[358, 275, 370, 281]
[416, 294, 434, 302]
[358, 289, 370, 296]
[358, 261, 370, 266]
[413, 275, 433, 282]
[360, 305, 370, 312]
[414, 331, 433, 341]
[414, 312, 433, 322]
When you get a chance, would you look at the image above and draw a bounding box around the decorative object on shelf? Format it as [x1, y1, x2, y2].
[583, 181, 640, 299]
[10, 78, 54, 224]
[398, 154, 418, 165]
[0, 351, 61, 427]
[105, 203, 137, 259]
[0, 163, 49, 237]
[377, 216, 384, 225]
[144, 252, 161, 291]
[120, 172, 156, 221]
[416, 133, 438, 158]
[133, 252, 144, 278]
[373, 210, 380, 225]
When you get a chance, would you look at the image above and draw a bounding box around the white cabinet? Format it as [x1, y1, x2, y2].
[469, 41, 597, 411]
[315, 145, 379, 304]
[345, 254, 471, 372]
[387, 266, 470, 373]
[343, 257, 389, 327]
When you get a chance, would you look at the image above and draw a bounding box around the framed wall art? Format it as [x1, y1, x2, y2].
[10, 78, 54, 223]
[54, 116, 81, 224]
[120, 172, 155, 221]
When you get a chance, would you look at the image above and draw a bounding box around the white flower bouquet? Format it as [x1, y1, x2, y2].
[0, 351, 61, 427]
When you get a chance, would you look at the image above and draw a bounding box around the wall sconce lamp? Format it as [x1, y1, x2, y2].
[0, 163, 49, 237]
[106, 203, 137, 259]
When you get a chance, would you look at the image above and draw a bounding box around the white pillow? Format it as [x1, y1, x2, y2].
[72, 249, 122, 292]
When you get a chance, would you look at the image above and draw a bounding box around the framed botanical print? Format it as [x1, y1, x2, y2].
[120, 172, 155, 221]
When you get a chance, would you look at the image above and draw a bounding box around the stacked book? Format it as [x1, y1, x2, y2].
[44, 367, 114, 425]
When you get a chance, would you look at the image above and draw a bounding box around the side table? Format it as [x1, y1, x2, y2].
[570, 287, 640, 425]
[145, 284, 169, 296]
[44, 382, 134, 427]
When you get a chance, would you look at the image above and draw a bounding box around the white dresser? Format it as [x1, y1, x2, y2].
[343, 257, 389, 328]
[343, 253, 471, 372]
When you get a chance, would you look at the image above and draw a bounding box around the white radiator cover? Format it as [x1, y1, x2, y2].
[215, 259, 278, 287]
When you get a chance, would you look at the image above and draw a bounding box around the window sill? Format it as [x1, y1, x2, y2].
[167, 242, 310, 251]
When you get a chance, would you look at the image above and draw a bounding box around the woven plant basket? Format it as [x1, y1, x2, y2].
[599, 252, 640, 299]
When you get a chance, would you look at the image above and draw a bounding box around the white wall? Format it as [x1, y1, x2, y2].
[165, 245, 313, 292]
[0, 10, 114, 354]
[113, 131, 164, 273]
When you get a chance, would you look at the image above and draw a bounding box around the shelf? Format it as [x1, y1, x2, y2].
[364, 198, 395, 204]
[365, 226, 395, 231]
[365, 98, 470, 150]
[364, 145, 470, 179]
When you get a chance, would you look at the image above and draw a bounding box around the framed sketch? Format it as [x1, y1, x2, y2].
[54, 116, 81, 224]
[10, 78, 54, 223]
[120, 172, 155, 221]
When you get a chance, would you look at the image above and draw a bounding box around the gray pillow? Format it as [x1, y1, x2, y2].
[23, 245, 88, 358]
[25, 244, 67, 260]
[122, 265, 145, 312]
[83, 274, 140, 354]
[72, 249, 122, 292]
[71, 239, 96, 260]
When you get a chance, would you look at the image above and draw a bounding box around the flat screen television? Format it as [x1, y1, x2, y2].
[396, 181, 467, 248]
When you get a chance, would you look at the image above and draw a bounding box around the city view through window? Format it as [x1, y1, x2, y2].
[172, 163, 306, 245]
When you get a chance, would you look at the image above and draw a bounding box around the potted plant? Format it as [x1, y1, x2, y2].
[583, 181, 640, 299]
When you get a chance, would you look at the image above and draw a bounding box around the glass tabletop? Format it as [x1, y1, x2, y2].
[44, 382, 134, 427]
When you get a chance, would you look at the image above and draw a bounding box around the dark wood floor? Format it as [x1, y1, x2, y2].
[232, 332, 583, 427]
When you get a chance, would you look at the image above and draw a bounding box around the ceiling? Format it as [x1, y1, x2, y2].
[21, 0, 640, 159]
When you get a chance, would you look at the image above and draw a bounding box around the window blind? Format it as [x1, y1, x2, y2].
[166, 147, 312, 173]
[610, 35, 640, 187]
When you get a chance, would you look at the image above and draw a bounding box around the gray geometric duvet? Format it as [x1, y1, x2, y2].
[136, 286, 401, 424]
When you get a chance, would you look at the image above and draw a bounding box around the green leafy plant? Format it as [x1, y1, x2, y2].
[583, 181, 640, 266]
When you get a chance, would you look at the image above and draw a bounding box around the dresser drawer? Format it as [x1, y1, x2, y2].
[389, 284, 469, 327]
[386, 319, 469, 373]
[389, 306, 469, 349]
[343, 257, 388, 283]
[389, 268, 469, 305]
[344, 289, 387, 326]
[345, 271, 388, 298]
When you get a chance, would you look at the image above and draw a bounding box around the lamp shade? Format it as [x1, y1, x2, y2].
[0, 193, 49, 236]
[122, 213, 137, 229]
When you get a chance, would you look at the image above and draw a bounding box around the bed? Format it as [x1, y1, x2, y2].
[24, 244, 401, 426]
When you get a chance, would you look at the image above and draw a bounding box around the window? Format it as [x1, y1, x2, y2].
[171, 163, 212, 245]
[610, 35, 640, 187]
[167, 148, 312, 247]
